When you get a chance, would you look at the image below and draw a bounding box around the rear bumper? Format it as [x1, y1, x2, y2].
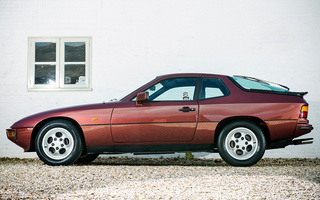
[294, 122, 313, 137]
[290, 120, 313, 147]
[298, 126, 314, 131]
[267, 120, 313, 150]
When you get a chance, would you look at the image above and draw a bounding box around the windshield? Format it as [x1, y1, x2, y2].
[230, 76, 289, 92]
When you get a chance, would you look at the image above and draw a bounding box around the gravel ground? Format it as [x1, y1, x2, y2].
[0, 157, 319, 199]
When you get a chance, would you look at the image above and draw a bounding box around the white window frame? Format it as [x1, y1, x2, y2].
[28, 37, 92, 91]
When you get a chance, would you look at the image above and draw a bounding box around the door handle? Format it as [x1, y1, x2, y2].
[179, 107, 196, 112]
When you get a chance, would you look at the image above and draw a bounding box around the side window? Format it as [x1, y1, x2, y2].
[146, 78, 197, 101]
[200, 78, 229, 99]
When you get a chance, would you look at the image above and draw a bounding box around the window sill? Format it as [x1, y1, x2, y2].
[28, 88, 93, 92]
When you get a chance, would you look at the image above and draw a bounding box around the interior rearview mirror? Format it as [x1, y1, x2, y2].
[149, 86, 156, 91]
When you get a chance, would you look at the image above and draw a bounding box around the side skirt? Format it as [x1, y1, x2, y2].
[86, 144, 214, 154]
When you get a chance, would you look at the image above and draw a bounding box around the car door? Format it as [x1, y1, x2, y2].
[111, 77, 199, 143]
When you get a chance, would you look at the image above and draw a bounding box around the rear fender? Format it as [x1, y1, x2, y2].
[214, 116, 270, 147]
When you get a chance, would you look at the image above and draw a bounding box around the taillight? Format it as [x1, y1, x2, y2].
[299, 105, 308, 118]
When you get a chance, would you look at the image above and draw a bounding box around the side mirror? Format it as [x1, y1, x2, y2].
[136, 92, 149, 106]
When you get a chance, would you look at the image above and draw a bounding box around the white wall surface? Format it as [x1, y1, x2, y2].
[0, 0, 319, 158]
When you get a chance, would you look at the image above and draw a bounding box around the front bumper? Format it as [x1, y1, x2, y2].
[6, 129, 16, 143]
[6, 128, 33, 152]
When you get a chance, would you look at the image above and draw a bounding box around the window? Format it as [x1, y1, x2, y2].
[28, 37, 92, 91]
[144, 78, 197, 101]
[200, 78, 229, 99]
[230, 76, 288, 92]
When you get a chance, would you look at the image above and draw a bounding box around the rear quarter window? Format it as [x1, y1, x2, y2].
[200, 78, 229, 99]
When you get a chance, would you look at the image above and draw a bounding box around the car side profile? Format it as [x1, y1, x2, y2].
[6, 73, 313, 166]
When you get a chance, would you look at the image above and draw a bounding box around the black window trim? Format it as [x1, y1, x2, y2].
[128, 76, 231, 102]
[197, 77, 230, 101]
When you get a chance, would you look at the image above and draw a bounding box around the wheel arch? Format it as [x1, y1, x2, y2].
[214, 116, 271, 147]
[29, 117, 85, 152]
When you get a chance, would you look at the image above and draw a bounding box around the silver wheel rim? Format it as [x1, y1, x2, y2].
[225, 127, 258, 160]
[42, 128, 74, 160]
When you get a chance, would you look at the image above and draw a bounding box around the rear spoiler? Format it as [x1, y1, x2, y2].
[288, 91, 308, 97]
[249, 89, 308, 97]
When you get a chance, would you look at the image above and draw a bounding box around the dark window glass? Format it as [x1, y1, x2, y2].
[35, 65, 56, 84]
[35, 42, 56, 62]
[65, 42, 85, 62]
[64, 64, 86, 84]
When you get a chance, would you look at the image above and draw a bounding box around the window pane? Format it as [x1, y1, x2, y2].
[148, 78, 197, 101]
[231, 77, 288, 92]
[65, 42, 85, 62]
[35, 42, 56, 62]
[200, 78, 229, 99]
[64, 64, 86, 84]
[153, 86, 195, 101]
[35, 65, 56, 84]
[204, 88, 224, 98]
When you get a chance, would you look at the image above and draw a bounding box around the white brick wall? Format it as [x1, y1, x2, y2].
[0, 0, 319, 158]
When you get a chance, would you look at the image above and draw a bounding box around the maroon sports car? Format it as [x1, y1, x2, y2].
[6, 73, 313, 166]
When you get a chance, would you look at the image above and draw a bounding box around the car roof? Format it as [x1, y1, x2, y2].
[156, 73, 229, 79]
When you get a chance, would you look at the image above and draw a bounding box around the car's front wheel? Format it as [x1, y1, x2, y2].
[217, 121, 266, 166]
[35, 120, 83, 166]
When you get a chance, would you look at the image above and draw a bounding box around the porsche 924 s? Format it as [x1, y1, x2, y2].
[6, 73, 313, 166]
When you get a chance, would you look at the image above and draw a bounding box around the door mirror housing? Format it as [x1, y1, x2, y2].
[136, 92, 149, 106]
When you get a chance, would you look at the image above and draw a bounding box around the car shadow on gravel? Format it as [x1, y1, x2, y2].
[88, 157, 320, 167]
[1, 157, 319, 167]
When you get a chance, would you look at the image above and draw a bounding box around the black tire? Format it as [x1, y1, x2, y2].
[217, 121, 266, 166]
[35, 120, 83, 166]
[75, 153, 99, 164]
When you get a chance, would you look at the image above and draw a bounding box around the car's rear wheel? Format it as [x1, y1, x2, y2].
[35, 120, 83, 166]
[217, 121, 266, 166]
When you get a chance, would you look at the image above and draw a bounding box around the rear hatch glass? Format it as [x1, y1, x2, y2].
[229, 76, 307, 97]
[230, 76, 289, 92]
